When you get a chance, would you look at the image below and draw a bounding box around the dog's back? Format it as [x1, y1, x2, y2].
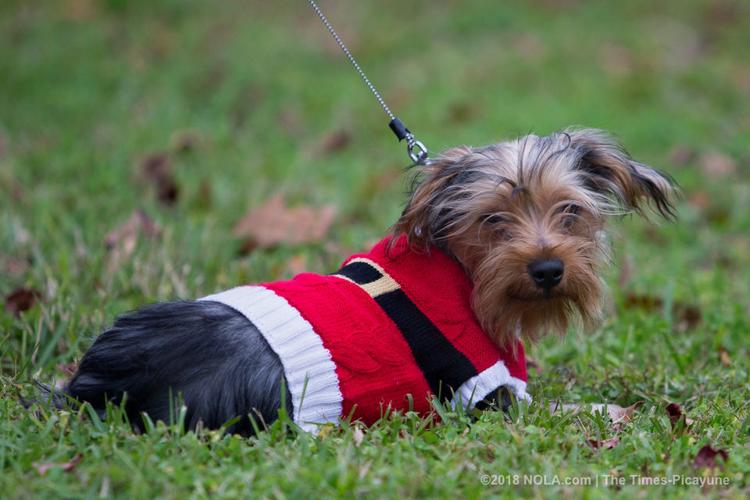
[63, 300, 291, 435]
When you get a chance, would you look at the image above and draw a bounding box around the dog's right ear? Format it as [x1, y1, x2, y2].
[392, 146, 472, 249]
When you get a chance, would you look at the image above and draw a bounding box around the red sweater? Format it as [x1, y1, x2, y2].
[201, 236, 528, 432]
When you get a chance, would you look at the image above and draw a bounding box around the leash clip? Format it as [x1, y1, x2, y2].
[406, 136, 428, 165]
[389, 117, 429, 164]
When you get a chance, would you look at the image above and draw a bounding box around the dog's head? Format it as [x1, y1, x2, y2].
[393, 128, 677, 347]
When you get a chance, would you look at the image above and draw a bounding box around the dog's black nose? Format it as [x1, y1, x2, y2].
[528, 259, 564, 291]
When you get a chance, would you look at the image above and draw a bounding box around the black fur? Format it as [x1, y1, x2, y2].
[60, 300, 292, 435]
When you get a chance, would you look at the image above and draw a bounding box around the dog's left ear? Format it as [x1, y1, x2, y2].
[565, 128, 678, 219]
[392, 146, 473, 249]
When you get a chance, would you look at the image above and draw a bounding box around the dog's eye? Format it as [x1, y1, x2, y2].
[558, 204, 581, 228]
[484, 214, 506, 225]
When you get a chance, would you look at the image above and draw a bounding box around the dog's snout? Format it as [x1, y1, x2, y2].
[528, 259, 564, 291]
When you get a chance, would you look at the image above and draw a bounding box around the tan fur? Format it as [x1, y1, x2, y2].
[393, 128, 677, 348]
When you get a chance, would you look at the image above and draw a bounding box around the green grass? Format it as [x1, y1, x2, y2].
[1, 0, 749, 497]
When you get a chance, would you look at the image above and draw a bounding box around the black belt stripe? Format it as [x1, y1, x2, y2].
[336, 261, 382, 284]
[336, 261, 478, 401]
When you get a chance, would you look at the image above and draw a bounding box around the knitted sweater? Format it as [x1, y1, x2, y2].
[201, 236, 529, 432]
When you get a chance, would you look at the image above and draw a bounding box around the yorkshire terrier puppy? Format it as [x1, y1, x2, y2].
[48, 128, 675, 435]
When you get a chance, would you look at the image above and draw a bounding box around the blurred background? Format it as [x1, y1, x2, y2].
[1, 0, 748, 373]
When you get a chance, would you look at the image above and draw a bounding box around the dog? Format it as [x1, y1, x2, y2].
[44, 128, 675, 435]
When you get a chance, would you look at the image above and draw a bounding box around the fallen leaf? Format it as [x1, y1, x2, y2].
[105, 210, 161, 272]
[588, 437, 620, 449]
[623, 293, 662, 311]
[674, 304, 702, 333]
[170, 130, 202, 153]
[666, 402, 694, 431]
[278, 107, 304, 135]
[687, 191, 711, 211]
[549, 402, 639, 426]
[138, 152, 179, 206]
[702, 0, 744, 31]
[668, 145, 696, 166]
[718, 347, 731, 367]
[1, 254, 30, 277]
[699, 151, 737, 177]
[622, 294, 702, 332]
[61, 0, 96, 21]
[33, 454, 83, 476]
[447, 102, 478, 125]
[511, 33, 544, 60]
[317, 130, 351, 155]
[4, 288, 41, 316]
[694, 444, 728, 469]
[600, 43, 635, 77]
[233, 195, 336, 249]
[237, 239, 257, 257]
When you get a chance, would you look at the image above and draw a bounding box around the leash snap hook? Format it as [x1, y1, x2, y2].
[407, 136, 429, 165]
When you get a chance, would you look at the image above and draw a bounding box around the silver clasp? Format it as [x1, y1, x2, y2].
[406, 135, 429, 164]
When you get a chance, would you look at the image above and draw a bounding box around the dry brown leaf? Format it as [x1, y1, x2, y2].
[699, 151, 737, 177]
[718, 347, 731, 367]
[694, 445, 728, 469]
[1, 254, 30, 278]
[666, 402, 694, 431]
[687, 191, 711, 211]
[588, 437, 620, 450]
[600, 43, 635, 77]
[668, 145, 696, 166]
[622, 293, 702, 332]
[61, 0, 96, 21]
[138, 152, 179, 206]
[278, 107, 304, 135]
[549, 402, 639, 426]
[4, 288, 41, 316]
[511, 33, 544, 60]
[33, 454, 83, 476]
[318, 130, 351, 155]
[233, 195, 336, 249]
[675, 304, 702, 333]
[447, 102, 478, 125]
[105, 210, 161, 272]
[170, 130, 202, 153]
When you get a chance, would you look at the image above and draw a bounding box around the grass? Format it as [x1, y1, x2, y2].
[1, 0, 749, 497]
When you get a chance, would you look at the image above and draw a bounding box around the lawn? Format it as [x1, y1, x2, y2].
[1, 0, 749, 497]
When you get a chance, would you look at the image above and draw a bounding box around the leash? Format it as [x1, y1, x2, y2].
[306, 0, 429, 165]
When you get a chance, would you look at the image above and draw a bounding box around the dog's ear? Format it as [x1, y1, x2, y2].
[392, 146, 473, 249]
[564, 128, 677, 219]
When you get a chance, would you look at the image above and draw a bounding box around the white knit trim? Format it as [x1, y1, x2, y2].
[451, 360, 531, 410]
[199, 286, 343, 433]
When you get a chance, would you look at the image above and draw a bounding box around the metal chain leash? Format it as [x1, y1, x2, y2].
[306, 0, 429, 164]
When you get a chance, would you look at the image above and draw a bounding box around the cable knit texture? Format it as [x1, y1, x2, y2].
[204, 235, 528, 431]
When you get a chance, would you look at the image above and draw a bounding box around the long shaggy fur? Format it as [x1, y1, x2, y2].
[61, 301, 292, 435]
[393, 128, 676, 347]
